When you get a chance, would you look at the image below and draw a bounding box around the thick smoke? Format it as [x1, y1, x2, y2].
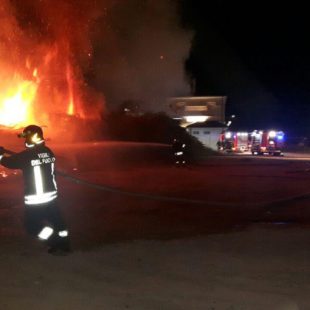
[1, 0, 104, 121]
[0, 1, 29, 83]
[92, 0, 192, 112]
[1, 0, 192, 123]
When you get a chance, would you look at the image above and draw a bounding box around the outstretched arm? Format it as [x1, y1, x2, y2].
[0, 147, 23, 170]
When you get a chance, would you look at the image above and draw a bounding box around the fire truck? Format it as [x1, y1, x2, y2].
[250, 130, 284, 156]
[217, 131, 250, 152]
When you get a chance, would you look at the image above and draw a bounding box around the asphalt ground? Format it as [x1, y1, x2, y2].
[1, 142, 310, 249]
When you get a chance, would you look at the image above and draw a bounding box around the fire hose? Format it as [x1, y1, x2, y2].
[56, 171, 310, 208]
[2, 148, 310, 208]
[2, 148, 209, 204]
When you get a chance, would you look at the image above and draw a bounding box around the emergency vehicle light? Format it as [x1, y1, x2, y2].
[268, 131, 276, 138]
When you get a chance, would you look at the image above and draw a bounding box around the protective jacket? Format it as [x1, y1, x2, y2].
[1, 143, 58, 205]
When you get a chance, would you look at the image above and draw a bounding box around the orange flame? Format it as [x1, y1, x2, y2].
[0, 76, 38, 128]
[0, 1, 104, 134]
[66, 62, 75, 116]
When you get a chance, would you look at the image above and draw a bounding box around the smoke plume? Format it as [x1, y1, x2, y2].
[0, 0, 192, 132]
[92, 0, 192, 112]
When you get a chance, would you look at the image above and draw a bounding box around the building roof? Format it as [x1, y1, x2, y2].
[187, 121, 227, 128]
[168, 96, 227, 101]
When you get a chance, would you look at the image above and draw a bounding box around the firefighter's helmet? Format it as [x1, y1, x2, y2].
[18, 125, 44, 146]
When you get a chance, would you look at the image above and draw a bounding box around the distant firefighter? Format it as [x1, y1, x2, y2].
[0, 125, 71, 255]
[172, 138, 187, 167]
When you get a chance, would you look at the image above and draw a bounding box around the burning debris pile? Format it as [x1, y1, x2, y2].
[0, 0, 104, 140]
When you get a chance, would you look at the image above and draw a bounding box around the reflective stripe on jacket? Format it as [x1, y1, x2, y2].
[1, 144, 58, 205]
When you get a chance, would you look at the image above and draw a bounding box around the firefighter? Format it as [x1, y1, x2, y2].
[0, 125, 70, 255]
[217, 131, 225, 151]
[172, 138, 187, 167]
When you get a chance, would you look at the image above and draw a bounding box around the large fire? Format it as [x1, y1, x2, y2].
[0, 0, 103, 135]
[0, 76, 37, 127]
[0, 54, 86, 129]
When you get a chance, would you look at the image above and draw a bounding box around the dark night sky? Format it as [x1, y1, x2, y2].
[180, 1, 310, 136]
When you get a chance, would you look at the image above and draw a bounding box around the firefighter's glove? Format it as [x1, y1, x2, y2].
[0, 147, 5, 155]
